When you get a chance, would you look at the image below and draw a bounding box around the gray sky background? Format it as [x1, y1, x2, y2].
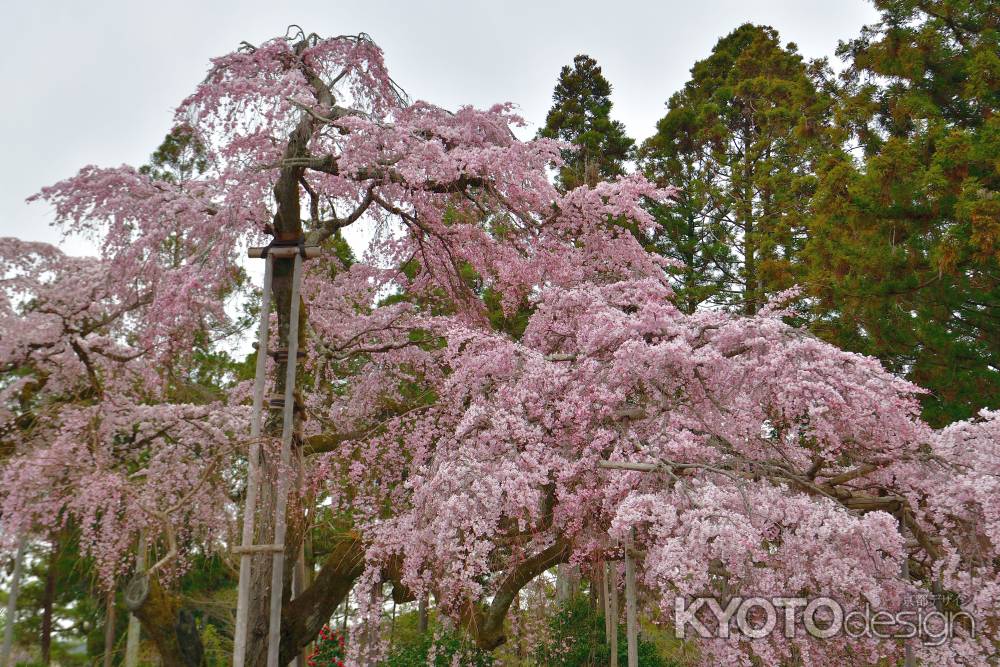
[2, 0, 879, 255]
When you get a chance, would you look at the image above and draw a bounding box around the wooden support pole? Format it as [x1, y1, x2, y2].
[1, 537, 27, 667]
[902, 554, 915, 667]
[556, 564, 570, 603]
[602, 564, 610, 638]
[267, 251, 304, 667]
[103, 590, 117, 667]
[418, 595, 428, 633]
[233, 253, 274, 667]
[625, 530, 638, 667]
[292, 543, 307, 667]
[608, 561, 619, 667]
[899, 514, 916, 667]
[342, 590, 350, 634]
[124, 532, 145, 667]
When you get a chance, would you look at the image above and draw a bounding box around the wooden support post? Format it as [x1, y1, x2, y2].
[103, 590, 117, 667]
[556, 564, 568, 603]
[233, 253, 274, 667]
[898, 514, 916, 667]
[625, 530, 638, 667]
[389, 600, 397, 652]
[602, 561, 612, 642]
[1, 537, 27, 667]
[513, 590, 524, 659]
[342, 590, 350, 634]
[292, 542, 308, 667]
[267, 251, 304, 667]
[902, 554, 915, 667]
[608, 561, 619, 667]
[124, 532, 145, 667]
[418, 594, 428, 633]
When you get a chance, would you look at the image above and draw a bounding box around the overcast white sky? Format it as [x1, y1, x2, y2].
[2, 0, 879, 254]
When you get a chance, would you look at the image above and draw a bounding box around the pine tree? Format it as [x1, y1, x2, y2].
[640, 24, 840, 314]
[806, 0, 1000, 425]
[539, 54, 635, 190]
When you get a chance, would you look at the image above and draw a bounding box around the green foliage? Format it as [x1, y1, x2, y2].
[640, 24, 839, 314]
[5, 529, 100, 664]
[539, 54, 635, 190]
[383, 628, 494, 667]
[138, 124, 208, 183]
[534, 596, 675, 667]
[806, 0, 1000, 425]
[201, 623, 230, 667]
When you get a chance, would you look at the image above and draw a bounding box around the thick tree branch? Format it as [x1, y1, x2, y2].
[458, 537, 570, 649]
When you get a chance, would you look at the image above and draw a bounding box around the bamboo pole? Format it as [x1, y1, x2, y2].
[233, 253, 274, 667]
[124, 532, 146, 667]
[1, 537, 27, 667]
[267, 251, 304, 667]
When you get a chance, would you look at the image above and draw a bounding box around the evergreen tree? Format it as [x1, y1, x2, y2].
[138, 123, 207, 183]
[640, 24, 839, 314]
[539, 54, 635, 190]
[639, 107, 733, 314]
[806, 0, 1000, 425]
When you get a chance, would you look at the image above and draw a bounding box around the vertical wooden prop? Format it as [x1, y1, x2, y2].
[233, 253, 274, 667]
[608, 561, 619, 667]
[1, 537, 26, 667]
[602, 561, 612, 642]
[292, 541, 308, 667]
[234, 245, 311, 667]
[267, 251, 304, 667]
[624, 530, 638, 667]
[103, 590, 117, 667]
[418, 595, 428, 633]
[124, 532, 146, 667]
[899, 513, 916, 667]
[902, 553, 915, 667]
[342, 591, 350, 634]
